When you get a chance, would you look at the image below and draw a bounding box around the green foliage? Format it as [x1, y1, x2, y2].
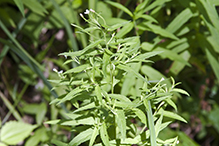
[1, 0, 219, 145]
[50, 9, 188, 145]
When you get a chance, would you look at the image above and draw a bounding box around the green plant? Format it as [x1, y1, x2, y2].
[48, 9, 188, 146]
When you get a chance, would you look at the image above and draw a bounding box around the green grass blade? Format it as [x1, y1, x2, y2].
[0, 20, 43, 70]
[0, 12, 30, 66]
[0, 38, 58, 99]
[0, 91, 22, 122]
[146, 100, 157, 146]
[50, 0, 79, 51]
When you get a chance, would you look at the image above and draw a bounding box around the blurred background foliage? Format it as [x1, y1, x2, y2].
[0, 0, 219, 145]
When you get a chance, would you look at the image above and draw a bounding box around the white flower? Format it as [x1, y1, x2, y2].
[58, 70, 63, 74]
[64, 55, 67, 59]
[79, 13, 83, 17]
[53, 68, 58, 72]
[90, 9, 95, 12]
[84, 9, 90, 14]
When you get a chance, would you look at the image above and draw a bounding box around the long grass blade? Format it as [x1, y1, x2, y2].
[50, 0, 79, 51]
[0, 91, 22, 123]
[146, 100, 157, 146]
[0, 12, 30, 66]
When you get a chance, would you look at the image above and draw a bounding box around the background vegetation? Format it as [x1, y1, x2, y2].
[0, 0, 219, 145]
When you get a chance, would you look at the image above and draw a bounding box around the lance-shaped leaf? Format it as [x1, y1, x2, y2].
[206, 49, 219, 82]
[64, 64, 91, 74]
[157, 108, 187, 123]
[61, 117, 95, 126]
[13, 0, 25, 17]
[95, 85, 103, 103]
[57, 87, 84, 104]
[131, 51, 163, 62]
[166, 8, 193, 33]
[117, 64, 148, 83]
[69, 128, 93, 146]
[100, 122, 110, 146]
[107, 21, 131, 31]
[73, 102, 96, 113]
[108, 94, 131, 102]
[116, 110, 126, 140]
[116, 22, 134, 38]
[105, 1, 133, 17]
[60, 39, 104, 57]
[145, 23, 178, 40]
[89, 126, 99, 146]
[132, 108, 147, 125]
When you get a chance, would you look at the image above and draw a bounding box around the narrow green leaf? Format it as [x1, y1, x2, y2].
[73, 102, 96, 113]
[116, 110, 126, 140]
[89, 126, 99, 146]
[199, 0, 219, 31]
[1, 121, 37, 145]
[165, 98, 177, 111]
[22, 0, 48, 16]
[0, 91, 22, 122]
[114, 101, 136, 108]
[154, 47, 190, 66]
[44, 119, 61, 125]
[155, 112, 163, 137]
[14, 0, 25, 17]
[64, 64, 91, 74]
[69, 128, 93, 146]
[166, 8, 193, 33]
[206, 49, 219, 82]
[203, 18, 219, 53]
[100, 122, 110, 146]
[132, 51, 163, 62]
[60, 39, 104, 57]
[0, 23, 60, 100]
[61, 117, 95, 126]
[170, 50, 191, 75]
[133, 108, 147, 125]
[95, 85, 103, 103]
[116, 22, 134, 38]
[145, 23, 178, 40]
[102, 52, 110, 76]
[135, 0, 151, 13]
[142, 0, 171, 13]
[117, 64, 148, 83]
[50, 0, 78, 51]
[171, 88, 190, 96]
[135, 14, 158, 23]
[58, 87, 84, 104]
[146, 100, 157, 146]
[105, 1, 133, 17]
[108, 94, 131, 102]
[51, 139, 68, 146]
[107, 21, 131, 31]
[141, 65, 169, 85]
[157, 108, 187, 123]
